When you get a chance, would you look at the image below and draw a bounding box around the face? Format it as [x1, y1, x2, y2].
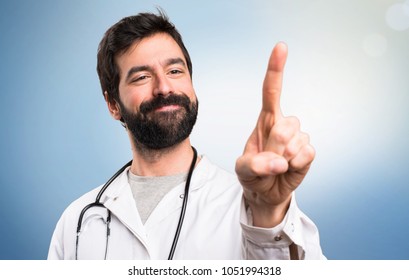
[113, 33, 198, 150]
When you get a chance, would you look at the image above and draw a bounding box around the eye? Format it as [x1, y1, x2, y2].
[168, 69, 183, 76]
[131, 74, 150, 84]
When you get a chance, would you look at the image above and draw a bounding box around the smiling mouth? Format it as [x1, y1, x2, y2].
[154, 104, 182, 112]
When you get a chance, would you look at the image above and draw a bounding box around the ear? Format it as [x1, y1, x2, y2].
[104, 91, 122, 121]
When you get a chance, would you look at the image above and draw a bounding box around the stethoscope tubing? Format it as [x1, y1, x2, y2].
[168, 146, 197, 260]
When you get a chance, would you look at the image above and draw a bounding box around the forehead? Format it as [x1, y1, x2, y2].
[115, 33, 186, 73]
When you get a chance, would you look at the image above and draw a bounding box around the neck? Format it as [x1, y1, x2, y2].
[129, 138, 197, 176]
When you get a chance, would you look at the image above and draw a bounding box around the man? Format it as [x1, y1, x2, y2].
[48, 10, 324, 260]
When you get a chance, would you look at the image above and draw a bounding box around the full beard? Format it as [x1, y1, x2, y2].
[119, 94, 198, 151]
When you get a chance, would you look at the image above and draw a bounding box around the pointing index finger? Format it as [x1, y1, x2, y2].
[262, 42, 288, 118]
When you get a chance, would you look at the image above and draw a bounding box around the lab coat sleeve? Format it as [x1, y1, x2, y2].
[47, 214, 65, 260]
[240, 193, 325, 260]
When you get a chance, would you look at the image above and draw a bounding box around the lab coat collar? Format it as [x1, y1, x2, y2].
[101, 155, 213, 199]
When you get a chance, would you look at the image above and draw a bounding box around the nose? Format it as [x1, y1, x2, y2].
[153, 73, 174, 97]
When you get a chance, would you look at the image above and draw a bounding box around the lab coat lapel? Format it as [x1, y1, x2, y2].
[143, 183, 185, 230]
[101, 167, 149, 248]
[144, 156, 209, 230]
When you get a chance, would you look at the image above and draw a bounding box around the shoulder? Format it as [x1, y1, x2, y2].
[58, 185, 103, 224]
[198, 155, 237, 180]
[60, 166, 130, 219]
[193, 155, 242, 195]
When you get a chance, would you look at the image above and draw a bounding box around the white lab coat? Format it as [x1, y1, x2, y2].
[48, 156, 324, 260]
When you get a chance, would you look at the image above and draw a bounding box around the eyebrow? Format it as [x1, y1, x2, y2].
[125, 57, 186, 82]
[165, 57, 186, 68]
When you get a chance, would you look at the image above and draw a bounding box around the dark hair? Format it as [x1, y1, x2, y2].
[97, 10, 193, 103]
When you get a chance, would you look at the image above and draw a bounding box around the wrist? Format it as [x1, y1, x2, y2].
[247, 195, 291, 228]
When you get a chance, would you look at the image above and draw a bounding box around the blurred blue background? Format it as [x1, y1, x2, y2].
[1, 0, 408, 259]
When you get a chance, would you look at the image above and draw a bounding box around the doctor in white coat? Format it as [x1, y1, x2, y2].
[48, 11, 324, 260]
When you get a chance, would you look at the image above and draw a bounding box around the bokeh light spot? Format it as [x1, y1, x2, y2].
[385, 2, 409, 31]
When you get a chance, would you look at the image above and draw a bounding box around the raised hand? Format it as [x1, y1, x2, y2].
[235, 42, 315, 228]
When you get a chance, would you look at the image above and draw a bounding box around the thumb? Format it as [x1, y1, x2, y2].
[235, 152, 288, 180]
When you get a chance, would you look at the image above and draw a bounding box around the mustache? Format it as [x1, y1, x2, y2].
[139, 94, 192, 115]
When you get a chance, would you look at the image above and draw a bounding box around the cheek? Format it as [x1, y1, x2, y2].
[119, 86, 152, 111]
[178, 79, 196, 98]
[185, 87, 196, 99]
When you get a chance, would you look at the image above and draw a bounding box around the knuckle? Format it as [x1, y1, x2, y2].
[271, 124, 293, 143]
[284, 145, 298, 159]
[290, 159, 306, 171]
[263, 86, 281, 97]
[300, 132, 310, 144]
[271, 116, 301, 144]
[289, 145, 315, 170]
[304, 144, 316, 160]
[287, 116, 300, 128]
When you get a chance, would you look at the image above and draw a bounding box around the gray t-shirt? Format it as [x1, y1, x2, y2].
[128, 171, 187, 224]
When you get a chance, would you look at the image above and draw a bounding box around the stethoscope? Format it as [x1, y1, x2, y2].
[75, 146, 198, 260]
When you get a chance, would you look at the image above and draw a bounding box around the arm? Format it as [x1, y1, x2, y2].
[240, 193, 325, 259]
[236, 43, 322, 259]
[48, 216, 65, 260]
[236, 42, 315, 228]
